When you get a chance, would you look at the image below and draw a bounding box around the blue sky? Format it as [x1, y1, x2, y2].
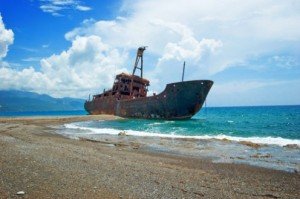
[0, 0, 121, 67]
[0, 0, 299, 106]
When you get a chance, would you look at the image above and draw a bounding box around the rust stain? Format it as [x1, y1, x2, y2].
[84, 47, 213, 119]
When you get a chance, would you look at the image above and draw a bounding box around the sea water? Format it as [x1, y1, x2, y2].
[61, 105, 300, 172]
[64, 105, 300, 146]
[2, 106, 298, 145]
[2, 106, 299, 172]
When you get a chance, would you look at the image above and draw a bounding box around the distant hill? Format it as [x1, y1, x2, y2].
[0, 90, 85, 112]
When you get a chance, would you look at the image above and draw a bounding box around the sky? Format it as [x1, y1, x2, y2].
[0, 0, 299, 106]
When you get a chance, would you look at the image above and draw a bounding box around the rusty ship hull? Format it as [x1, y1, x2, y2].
[84, 80, 213, 120]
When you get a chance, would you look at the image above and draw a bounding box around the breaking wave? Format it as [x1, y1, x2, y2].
[64, 123, 300, 147]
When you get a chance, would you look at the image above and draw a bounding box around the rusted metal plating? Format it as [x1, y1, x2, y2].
[84, 47, 213, 119]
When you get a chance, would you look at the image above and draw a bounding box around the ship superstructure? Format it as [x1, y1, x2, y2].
[84, 47, 213, 119]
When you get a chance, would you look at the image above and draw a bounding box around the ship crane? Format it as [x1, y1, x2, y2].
[84, 46, 213, 119]
[132, 46, 147, 78]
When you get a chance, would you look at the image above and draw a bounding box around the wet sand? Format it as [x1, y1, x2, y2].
[0, 116, 299, 198]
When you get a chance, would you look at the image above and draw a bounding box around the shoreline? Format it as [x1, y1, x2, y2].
[1, 115, 299, 198]
[61, 123, 300, 173]
[0, 114, 120, 124]
[64, 122, 300, 147]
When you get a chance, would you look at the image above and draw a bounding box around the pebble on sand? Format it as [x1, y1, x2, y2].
[118, 131, 127, 136]
[17, 191, 25, 195]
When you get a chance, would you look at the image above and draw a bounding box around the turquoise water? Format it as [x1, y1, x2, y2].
[2, 106, 300, 145]
[64, 105, 300, 146]
[2, 106, 299, 171]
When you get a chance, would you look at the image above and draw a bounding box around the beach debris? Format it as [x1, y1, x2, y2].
[181, 188, 188, 193]
[129, 141, 140, 149]
[239, 141, 262, 149]
[118, 131, 127, 136]
[221, 138, 231, 142]
[283, 144, 299, 149]
[79, 137, 99, 143]
[16, 191, 25, 195]
[230, 156, 245, 160]
[250, 153, 272, 158]
[114, 142, 128, 147]
[193, 191, 204, 197]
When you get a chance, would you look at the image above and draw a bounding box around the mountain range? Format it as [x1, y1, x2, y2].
[0, 90, 85, 112]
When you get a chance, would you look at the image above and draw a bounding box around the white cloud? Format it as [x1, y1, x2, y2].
[0, 12, 125, 98]
[0, 14, 14, 59]
[1, 1, 300, 105]
[22, 57, 42, 62]
[65, 0, 300, 74]
[40, 4, 63, 13]
[207, 79, 300, 106]
[270, 55, 299, 69]
[212, 80, 286, 95]
[0, 67, 51, 92]
[76, 5, 91, 11]
[153, 20, 223, 63]
[1, 35, 128, 98]
[18, 46, 38, 52]
[39, 0, 91, 16]
[64, 17, 225, 90]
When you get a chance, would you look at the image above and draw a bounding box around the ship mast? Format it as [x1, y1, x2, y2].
[132, 46, 147, 78]
[182, 61, 186, 82]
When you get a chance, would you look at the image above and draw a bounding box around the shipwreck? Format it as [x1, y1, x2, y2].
[84, 47, 213, 119]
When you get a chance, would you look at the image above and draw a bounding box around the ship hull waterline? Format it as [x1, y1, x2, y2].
[84, 80, 213, 120]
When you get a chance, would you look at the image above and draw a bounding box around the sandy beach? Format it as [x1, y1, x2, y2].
[0, 116, 299, 198]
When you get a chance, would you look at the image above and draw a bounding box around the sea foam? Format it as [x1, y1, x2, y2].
[64, 123, 300, 147]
